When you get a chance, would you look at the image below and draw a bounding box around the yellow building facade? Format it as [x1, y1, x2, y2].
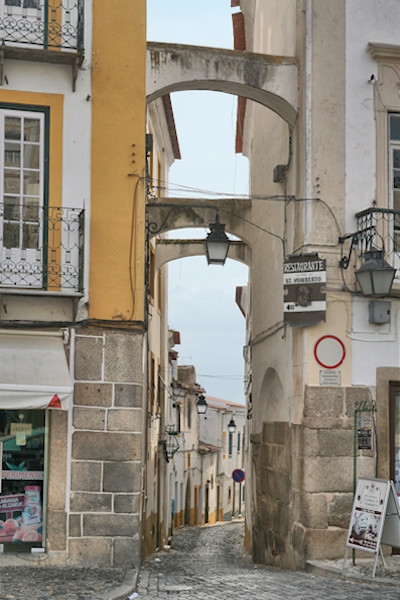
[0, 0, 148, 569]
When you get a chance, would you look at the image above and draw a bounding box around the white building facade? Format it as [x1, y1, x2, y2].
[237, 0, 400, 569]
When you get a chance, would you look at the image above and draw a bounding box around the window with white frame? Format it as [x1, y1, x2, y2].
[389, 113, 400, 249]
[0, 107, 46, 288]
[1, 110, 44, 253]
[5, 0, 38, 8]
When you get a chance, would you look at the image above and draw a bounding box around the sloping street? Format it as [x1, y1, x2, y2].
[1, 520, 400, 599]
[137, 520, 400, 600]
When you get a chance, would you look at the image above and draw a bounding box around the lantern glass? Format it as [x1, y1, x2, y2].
[228, 417, 236, 433]
[355, 250, 396, 296]
[204, 213, 231, 266]
[196, 395, 208, 415]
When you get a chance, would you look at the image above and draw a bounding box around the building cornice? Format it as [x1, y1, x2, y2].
[369, 42, 400, 62]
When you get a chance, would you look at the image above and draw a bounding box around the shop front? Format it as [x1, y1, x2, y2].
[0, 410, 46, 550]
[0, 331, 73, 554]
[390, 382, 400, 500]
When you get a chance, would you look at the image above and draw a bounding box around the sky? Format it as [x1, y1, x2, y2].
[147, 1, 249, 404]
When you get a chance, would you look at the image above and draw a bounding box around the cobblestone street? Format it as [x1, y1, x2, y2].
[137, 520, 400, 600]
[1, 521, 400, 599]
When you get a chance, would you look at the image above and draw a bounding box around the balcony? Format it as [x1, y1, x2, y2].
[355, 208, 400, 264]
[0, 0, 84, 88]
[339, 207, 400, 295]
[0, 204, 84, 294]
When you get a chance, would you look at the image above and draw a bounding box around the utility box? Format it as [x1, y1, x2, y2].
[369, 300, 391, 325]
[273, 164, 287, 183]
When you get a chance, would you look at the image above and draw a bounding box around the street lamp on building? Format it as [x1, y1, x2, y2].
[339, 234, 397, 297]
[228, 417, 237, 433]
[204, 212, 231, 266]
[355, 249, 396, 297]
[196, 394, 208, 415]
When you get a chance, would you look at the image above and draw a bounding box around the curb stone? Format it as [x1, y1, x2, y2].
[306, 559, 400, 589]
[100, 569, 139, 600]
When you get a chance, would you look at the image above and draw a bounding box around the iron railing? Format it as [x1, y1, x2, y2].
[0, 204, 85, 293]
[0, 0, 84, 52]
[355, 207, 400, 263]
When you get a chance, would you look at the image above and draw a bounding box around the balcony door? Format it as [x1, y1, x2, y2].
[0, 109, 45, 288]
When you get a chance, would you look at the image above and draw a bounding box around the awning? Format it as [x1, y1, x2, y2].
[0, 332, 73, 410]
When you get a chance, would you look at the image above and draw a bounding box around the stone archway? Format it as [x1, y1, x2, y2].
[146, 41, 297, 250]
[259, 367, 288, 426]
[147, 42, 298, 126]
[251, 367, 292, 566]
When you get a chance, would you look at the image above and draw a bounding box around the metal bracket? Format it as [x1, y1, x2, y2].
[339, 233, 359, 269]
[72, 56, 79, 92]
[0, 50, 4, 86]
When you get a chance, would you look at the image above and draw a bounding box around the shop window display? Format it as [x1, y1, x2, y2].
[0, 409, 45, 551]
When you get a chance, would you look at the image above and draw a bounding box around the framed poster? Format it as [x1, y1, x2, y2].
[347, 478, 388, 553]
[344, 477, 400, 577]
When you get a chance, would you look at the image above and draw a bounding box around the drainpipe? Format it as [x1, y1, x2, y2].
[304, 0, 313, 244]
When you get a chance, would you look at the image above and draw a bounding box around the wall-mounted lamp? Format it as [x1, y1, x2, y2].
[196, 394, 208, 415]
[204, 212, 231, 266]
[228, 417, 237, 433]
[355, 249, 396, 297]
[162, 424, 180, 462]
[339, 235, 396, 297]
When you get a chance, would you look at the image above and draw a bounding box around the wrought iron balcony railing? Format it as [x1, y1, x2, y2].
[340, 208, 400, 288]
[355, 208, 400, 263]
[0, 204, 85, 294]
[0, 0, 84, 52]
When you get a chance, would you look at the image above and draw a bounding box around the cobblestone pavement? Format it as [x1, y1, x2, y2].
[0, 566, 127, 599]
[1, 521, 400, 599]
[137, 520, 400, 600]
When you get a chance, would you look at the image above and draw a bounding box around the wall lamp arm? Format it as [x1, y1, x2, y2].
[339, 233, 359, 269]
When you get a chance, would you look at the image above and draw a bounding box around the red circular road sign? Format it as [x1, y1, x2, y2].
[232, 469, 245, 483]
[313, 335, 346, 369]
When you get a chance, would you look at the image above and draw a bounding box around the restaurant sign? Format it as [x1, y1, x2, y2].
[283, 254, 326, 326]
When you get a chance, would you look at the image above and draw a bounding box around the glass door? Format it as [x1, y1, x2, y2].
[0, 410, 46, 551]
[389, 385, 400, 497]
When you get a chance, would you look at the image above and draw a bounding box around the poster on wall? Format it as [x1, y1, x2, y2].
[0, 486, 43, 544]
[283, 254, 326, 326]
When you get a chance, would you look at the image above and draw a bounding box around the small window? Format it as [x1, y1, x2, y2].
[150, 355, 155, 412]
[228, 431, 233, 457]
[390, 114, 400, 141]
[389, 114, 400, 248]
[176, 404, 181, 434]
[149, 247, 155, 302]
[5, 0, 38, 8]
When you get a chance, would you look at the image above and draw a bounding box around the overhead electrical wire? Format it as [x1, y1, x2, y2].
[148, 178, 343, 240]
